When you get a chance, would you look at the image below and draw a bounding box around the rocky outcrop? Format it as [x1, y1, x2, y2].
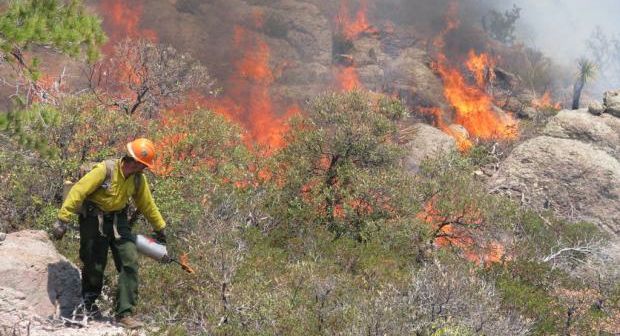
[383, 47, 449, 111]
[543, 109, 620, 159]
[603, 90, 620, 117]
[491, 101, 620, 236]
[0, 230, 126, 335]
[588, 102, 605, 116]
[0, 230, 81, 319]
[404, 123, 456, 171]
[490, 135, 620, 235]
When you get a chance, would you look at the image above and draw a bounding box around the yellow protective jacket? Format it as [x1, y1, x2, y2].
[58, 159, 166, 231]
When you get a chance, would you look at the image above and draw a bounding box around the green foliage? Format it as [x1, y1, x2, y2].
[496, 269, 559, 333]
[1, 102, 61, 158]
[0, 0, 106, 66]
[576, 57, 597, 83]
[0, 143, 63, 231]
[432, 326, 475, 336]
[2, 83, 617, 334]
[415, 151, 520, 258]
[265, 91, 416, 240]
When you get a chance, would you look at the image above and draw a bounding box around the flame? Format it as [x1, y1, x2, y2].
[94, 1, 159, 107]
[335, 66, 362, 92]
[337, 0, 377, 40]
[429, 2, 518, 146]
[465, 50, 496, 87]
[421, 107, 473, 152]
[532, 91, 561, 109]
[207, 15, 298, 152]
[333, 0, 374, 91]
[417, 197, 504, 265]
[98, 0, 157, 52]
[178, 252, 195, 274]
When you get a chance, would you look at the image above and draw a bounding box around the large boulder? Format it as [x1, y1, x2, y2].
[404, 123, 456, 171]
[543, 109, 620, 159]
[489, 136, 620, 235]
[0, 230, 81, 320]
[0, 230, 128, 335]
[384, 47, 451, 115]
[603, 90, 620, 117]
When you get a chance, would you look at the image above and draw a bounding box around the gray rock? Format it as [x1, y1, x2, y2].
[517, 106, 537, 120]
[384, 47, 450, 117]
[448, 124, 469, 139]
[588, 102, 605, 115]
[543, 109, 620, 159]
[404, 123, 456, 171]
[351, 36, 389, 67]
[516, 92, 537, 105]
[489, 136, 620, 235]
[501, 96, 524, 113]
[357, 65, 385, 90]
[0, 230, 81, 320]
[0, 232, 5, 242]
[603, 90, 620, 117]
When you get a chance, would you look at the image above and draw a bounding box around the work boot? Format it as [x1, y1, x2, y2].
[116, 315, 144, 329]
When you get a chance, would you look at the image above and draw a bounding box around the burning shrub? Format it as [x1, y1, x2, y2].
[265, 91, 416, 240]
[414, 151, 518, 264]
[87, 38, 214, 117]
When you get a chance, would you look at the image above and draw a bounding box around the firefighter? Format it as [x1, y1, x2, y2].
[52, 138, 166, 329]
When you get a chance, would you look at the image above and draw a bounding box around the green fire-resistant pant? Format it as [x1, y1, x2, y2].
[79, 207, 138, 318]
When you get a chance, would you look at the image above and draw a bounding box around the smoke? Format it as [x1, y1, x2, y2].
[495, 0, 620, 64]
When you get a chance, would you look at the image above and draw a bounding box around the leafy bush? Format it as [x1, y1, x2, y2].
[264, 91, 416, 240]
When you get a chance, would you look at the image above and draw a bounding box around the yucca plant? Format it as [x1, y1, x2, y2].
[572, 58, 597, 109]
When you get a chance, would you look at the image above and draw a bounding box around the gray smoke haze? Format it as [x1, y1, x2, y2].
[494, 0, 620, 65]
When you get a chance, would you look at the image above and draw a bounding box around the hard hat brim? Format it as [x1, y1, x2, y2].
[126, 143, 154, 169]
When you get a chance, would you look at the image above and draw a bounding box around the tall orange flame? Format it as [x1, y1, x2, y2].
[430, 2, 518, 146]
[98, 0, 157, 52]
[338, 0, 376, 40]
[334, 0, 374, 91]
[208, 12, 298, 152]
[335, 66, 362, 92]
[465, 50, 496, 87]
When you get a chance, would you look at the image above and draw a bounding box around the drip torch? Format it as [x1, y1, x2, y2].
[135, 234, 195, 273]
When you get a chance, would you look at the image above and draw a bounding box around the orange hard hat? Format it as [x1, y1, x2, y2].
[126, 138, 156, 169]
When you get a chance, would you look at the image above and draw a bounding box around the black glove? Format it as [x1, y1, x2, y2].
[52, 220, 68, 240]
[152, 229, 166, 245]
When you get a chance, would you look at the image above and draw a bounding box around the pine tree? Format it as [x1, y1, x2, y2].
[0, 0, 107, 78]
[0, 0, 106, 156]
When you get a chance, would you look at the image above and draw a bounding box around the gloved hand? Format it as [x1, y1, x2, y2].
[152, 229, 166, 245]
[52, 220, 68, 240]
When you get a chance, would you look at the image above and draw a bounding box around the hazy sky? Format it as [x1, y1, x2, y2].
[493, 0, 620, 65]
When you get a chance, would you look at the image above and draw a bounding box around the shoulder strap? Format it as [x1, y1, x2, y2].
[102, 159, 116, 187]
[103, 160, 115, 177]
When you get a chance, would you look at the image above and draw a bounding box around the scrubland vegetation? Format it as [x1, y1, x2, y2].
[0, 1, 618, 335]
